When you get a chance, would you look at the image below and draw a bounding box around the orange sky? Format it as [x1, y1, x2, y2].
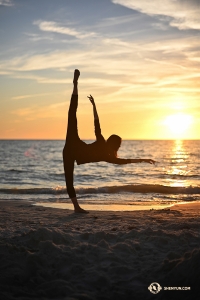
[0, 0, 200, 140]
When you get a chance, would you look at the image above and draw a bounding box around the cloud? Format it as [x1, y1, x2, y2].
[0, 70, 12, 75]
[1, 31, 200, 102]
[112, 0, 200, 30]
[34, 20, 95, 39]
[11, 101, 71, 121]
[11, 107, 35, 117]
[94, 14, 139, 29]
[9, 73, 72, 84]
[24, 32, 53, 42]
[49, 102, 66, 109]
[11, 93, 50, 100]
[0, 0, 13, 6]
[0, 51, 84, 71]
[0, 36, 196, 71]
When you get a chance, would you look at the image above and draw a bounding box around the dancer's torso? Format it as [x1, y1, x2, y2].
[75, 135, 108, 165]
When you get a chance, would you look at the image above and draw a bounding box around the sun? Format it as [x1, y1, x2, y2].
[164, 113, 193, 138]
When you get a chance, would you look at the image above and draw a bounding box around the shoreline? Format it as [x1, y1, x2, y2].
[0, 200, 199, 299]
[33, 199, 200, 212]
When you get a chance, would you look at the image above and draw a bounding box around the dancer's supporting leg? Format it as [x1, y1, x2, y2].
[63, 70, 88, 213]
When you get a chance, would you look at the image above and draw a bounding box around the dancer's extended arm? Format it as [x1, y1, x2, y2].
[106, 157, 155, 165]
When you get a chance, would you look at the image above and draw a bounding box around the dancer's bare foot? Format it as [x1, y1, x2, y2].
[73, 69, 80, 83]
[71, 197, 88, 213]
[74, 206, 89, 214]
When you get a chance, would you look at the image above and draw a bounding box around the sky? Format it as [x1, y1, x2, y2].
[0, 0, 200, 140]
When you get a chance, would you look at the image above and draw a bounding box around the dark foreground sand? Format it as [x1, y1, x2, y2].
[0, 200, 199, 300]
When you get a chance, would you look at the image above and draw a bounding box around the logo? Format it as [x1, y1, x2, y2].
[148, 282, 162, 294]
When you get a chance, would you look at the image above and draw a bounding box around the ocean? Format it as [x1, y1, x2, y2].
[0, 140, 200, 209]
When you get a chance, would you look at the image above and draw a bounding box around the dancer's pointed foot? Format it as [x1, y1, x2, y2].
[73, 69, 80, 82]
[74, 206, 89, 214]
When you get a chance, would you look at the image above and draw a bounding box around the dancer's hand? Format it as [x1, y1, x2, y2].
[131, 159, 156, 164]
[87, 94, 95, 105]
[143, 159, 156, 164]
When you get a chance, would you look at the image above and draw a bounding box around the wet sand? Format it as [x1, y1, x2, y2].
[0, 200, 199, 300]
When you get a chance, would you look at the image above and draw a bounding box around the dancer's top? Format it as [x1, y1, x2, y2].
[75, 117, 131, 165]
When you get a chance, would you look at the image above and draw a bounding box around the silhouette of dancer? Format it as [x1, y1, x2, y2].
[63, 69, 155, 213]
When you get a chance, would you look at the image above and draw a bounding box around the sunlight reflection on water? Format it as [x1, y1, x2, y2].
[166, 140, 190, 187]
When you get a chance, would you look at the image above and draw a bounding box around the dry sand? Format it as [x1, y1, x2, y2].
[0, 200, 199, 300]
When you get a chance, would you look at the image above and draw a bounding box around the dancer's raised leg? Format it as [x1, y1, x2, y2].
[65, 69, 80, 142]
[63, 69, 88, 213]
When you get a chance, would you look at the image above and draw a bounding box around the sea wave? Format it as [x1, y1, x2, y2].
[1, 184, 200, 195]
[157, 173, 200, 179]
[5, 169, 28, 173]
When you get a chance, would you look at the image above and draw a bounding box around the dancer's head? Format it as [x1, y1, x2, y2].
[106, 134, 122, 157]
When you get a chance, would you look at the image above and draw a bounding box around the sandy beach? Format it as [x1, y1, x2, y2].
[0, 200, 199, 300]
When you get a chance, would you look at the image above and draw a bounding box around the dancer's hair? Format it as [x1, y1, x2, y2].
[107, 134, 122, 158]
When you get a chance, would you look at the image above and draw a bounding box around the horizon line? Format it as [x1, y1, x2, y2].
[0, 138, 199, 141]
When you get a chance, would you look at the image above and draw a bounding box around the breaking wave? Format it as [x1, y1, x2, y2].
[1, 184, 200, 195]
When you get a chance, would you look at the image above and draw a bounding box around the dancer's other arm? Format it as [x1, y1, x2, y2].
[88, 94, 98, 120]
[88, 94, 102, 139]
